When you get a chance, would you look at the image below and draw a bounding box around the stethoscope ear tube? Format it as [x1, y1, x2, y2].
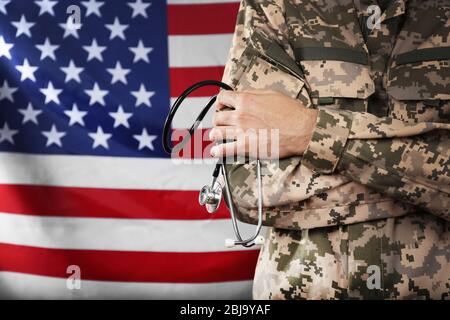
[162, 80, 264, 248]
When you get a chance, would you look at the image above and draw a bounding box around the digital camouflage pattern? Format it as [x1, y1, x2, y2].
[221, 0, 450, 299]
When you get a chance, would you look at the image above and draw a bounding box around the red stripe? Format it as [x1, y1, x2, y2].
[167, 3, 239, 35]
[170, 66, 225, 97]
[0, 184, 230, 219]
[0, 243, 258, 283]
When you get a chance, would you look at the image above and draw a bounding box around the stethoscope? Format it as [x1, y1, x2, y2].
[162, 80, 264, 248]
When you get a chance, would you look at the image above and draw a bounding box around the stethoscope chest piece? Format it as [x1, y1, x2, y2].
[199, 183, 222, 214]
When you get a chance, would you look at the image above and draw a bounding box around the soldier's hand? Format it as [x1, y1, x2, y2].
[210, 90, 318, 159]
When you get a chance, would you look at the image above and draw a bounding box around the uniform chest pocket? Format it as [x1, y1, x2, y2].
[387, 47, 450, 123]
[295, 47, 375, 112]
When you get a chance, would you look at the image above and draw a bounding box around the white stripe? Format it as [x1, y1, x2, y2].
[168, 0, 239, 4]
[170, 97, 214, 128]
[0, 272, 252, 299]
[169, 34, 233, 67]
[0, 212, 263, 252]
[0, 153, 219, 190]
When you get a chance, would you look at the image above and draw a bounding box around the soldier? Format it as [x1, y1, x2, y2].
[210, 0, 450, 299]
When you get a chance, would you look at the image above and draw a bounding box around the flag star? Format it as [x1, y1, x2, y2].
[85, 82, 108, 106]
[42, 125, 66, 147]
[129, 40, 153, 63]
[81, 0, 104, 17]
[133, 128, 156, 151]
[83, 39, 106, 62]
[131, 84, 155, 107]
[109, 105, 132, 128]
[64, 104, 87, 126]
[107, 61, 130, 84]
[12, 15, 35, 38]
[18, 103, 42, 124]
[35, 0, 57, 16]
[16, 59, 38, 82]
[0, 80, 17, 102]
[0, 123, 18, 144]
[61, 60, 83, 83]
[0, 0, 11, 15]
[36, 38, 59, 60]
[40, 81, 62, 104]
[0, 36, 13, 59]
[128, 0, 151, 18]
[105, 17, 129, 40]
[59, 20, 81, 39]
[88, 126, 112, 149]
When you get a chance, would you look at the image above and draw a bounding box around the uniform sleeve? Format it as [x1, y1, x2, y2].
[302, 108, 450, 220]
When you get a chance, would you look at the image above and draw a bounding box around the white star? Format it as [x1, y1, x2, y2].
[40, 81, 62, 104]
[107, 61, 130, 84]
[129, 40, 153, 63]
[0, 80, 17, 102]
[0, 123, 18, 144]
[0, 0, 11, 15]
[105, 17, 129, 40]
[0, 36, 13, 59]
[16, 59, 38, 82]
[109, 105, 132, 128]
[35, 0, 57, 16]
[36, 38, 59, 60]
[61, 60, 83, 83]
[133, 128, 156, 151]
[64, 104, 87, 126]
[85, 82, 108, 106]
[83, 39, 106, 62]
[42, 125, 66, 147]
[81, 0, 104, 17]
[59, 20, 81, 39]
[18, 103, 42, 125]
[131, 84, 155, 107]
[88, 126, 112, 149]
[12, 15, 35, 37]
[128, 0, 151, 18]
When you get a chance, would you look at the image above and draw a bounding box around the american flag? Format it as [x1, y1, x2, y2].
[0, 0, 259, 299]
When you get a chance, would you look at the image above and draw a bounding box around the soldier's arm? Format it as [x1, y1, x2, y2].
[302, 108, 450, 220]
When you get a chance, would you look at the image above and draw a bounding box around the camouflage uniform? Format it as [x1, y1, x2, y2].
[221, 0, 450, 299]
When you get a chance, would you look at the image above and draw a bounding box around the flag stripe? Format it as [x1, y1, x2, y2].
[0, 153, 217, 190]
[0, 212, 262, 252]
[170, 66, 225, 97]
[167, 3, 239, 35]
[168, 34, 233, 67]
[0, 185, 230, 220]
[0, 272, 252, 300]
[0, 243, 259, 283]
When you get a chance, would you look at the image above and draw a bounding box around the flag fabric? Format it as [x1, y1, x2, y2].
[0, 0, 260, 299]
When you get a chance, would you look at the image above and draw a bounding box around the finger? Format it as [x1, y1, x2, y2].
[212, 109, 238, 126]
[244, 89, 274, 95]
[211, 141, 245, 158]
[215, 90, 241, 111]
